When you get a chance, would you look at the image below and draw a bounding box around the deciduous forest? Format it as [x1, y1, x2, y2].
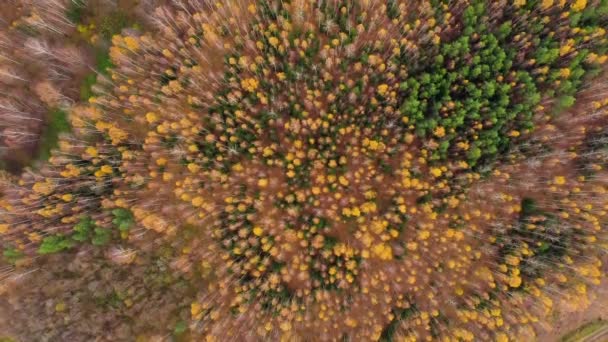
[1, 0, 608, 341]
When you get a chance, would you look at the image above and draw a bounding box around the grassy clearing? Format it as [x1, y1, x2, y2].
[560, 319, 607, 342]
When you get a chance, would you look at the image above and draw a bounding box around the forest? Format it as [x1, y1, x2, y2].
[1, 0, 608, 341]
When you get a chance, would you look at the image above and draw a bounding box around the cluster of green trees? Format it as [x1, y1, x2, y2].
[396, 1, 606, 167]
[29, 209, 133, 256]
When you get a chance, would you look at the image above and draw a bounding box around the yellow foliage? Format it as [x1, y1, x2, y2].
[434, 126, 446, 138]
[85, 146, 98, 157]
[509, 275, 522, 288]
[241, 78, 259, 92]
[377, 84, 389, 96]
[541, 0, 554, 8]
[146, 112, 158, 123]
[269, 37, 280, 47]
[372, 243, 393, 260]
[108, 126, 128, 145]
[33, 180, 54, 195]
[571, 0, 587, 11]
[124, 36, 140, 51]
[430, 167, 442, 177]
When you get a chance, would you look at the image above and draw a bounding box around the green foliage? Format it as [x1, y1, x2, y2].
[36, 214, 121, 255]
[393, 1, 608, 168]
[557, 95, 576, 110]
[73, 215, 112, 246]
[37, 109, 70, 162]
[72, 216, 94, 242]
[112, 208, 134, 232]
[95, 48, 113, 75]
[80, 49, 113, 100]
[91, 227, 111, 246]
[80, 73, 97, 100]
[467, 147, 482, 165]
[38, 235, 75, 255]
[173, 320, 188, 335]
[3, 247, 23, 264]
[398, 4, 538, 167]
[386, 0, 400, 20]
[520, 198, 537, 217]
[65, 0, 87, 24]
